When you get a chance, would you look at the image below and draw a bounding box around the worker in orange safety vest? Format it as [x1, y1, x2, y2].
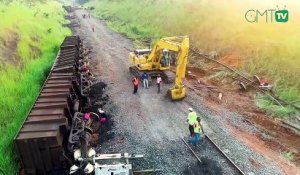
[132, 76, 139, 94]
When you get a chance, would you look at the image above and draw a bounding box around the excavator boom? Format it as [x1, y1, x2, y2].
[168, 36, 189, 100]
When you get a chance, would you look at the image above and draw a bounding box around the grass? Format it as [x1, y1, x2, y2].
[281, 151, 294, 161]
[86, 0, 300, 117]
[0, 1, 71, 174]
[255, 94, 295, 118]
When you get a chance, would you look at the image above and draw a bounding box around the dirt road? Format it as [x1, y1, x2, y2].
[69, 9, 297, 175]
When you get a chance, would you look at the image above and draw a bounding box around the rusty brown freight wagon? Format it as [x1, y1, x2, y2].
[14, 36, 81, 175]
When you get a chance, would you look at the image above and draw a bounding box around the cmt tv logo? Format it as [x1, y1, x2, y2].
[245, 6, 289, 23]
[275, 9, 289, 22]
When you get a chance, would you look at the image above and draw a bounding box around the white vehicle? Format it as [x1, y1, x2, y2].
[70, 148, 160, 175]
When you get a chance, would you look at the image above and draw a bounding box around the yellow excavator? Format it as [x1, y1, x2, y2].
[129, 36, 189, 100]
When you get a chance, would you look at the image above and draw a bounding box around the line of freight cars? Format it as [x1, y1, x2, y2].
[14, 36, 99, 175]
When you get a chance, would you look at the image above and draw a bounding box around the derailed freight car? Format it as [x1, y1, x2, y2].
[14, 36, 93, 175]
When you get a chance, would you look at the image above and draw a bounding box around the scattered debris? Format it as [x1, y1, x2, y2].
[218, 93, 223, 101]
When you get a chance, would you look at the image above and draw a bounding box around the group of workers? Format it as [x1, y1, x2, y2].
[82, 13, 94, 32]
[82, 13, 90, 19]
[187, 107, 205, 145]
[132, 74, 204, 145]
[132, 72, 162, 94]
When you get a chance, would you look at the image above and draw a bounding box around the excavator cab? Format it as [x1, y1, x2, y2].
[160, 49, 170, 68]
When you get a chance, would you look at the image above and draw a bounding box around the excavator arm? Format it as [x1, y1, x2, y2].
[167, 36, 189, 100]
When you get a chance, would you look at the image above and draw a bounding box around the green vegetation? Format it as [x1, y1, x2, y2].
[0, 1, 70, 174]
[86, 0, 300, 117]
[255, 94, 295, 117]
[281, 151, 294, 161]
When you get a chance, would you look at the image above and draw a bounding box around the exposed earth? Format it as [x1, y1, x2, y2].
[69, 8, 300, 175]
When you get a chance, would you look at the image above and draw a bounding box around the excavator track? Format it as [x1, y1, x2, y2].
[129, 66, 143, 78]
[161, 70, 175, 84]
[129, 66, 175, 84]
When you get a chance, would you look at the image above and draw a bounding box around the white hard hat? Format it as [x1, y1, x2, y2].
[98, 108, 105, 114]
[188, 108, 193, 111]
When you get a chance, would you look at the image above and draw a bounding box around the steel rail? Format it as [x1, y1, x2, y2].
[181, 135, 245, 175]
[205, 135, 246, 175]
[181, 138, 202, 163]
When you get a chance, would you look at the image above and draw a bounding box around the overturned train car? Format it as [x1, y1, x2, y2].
[14, 36, 96, 175]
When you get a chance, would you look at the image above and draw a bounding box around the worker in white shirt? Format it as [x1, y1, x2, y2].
[156, 74, 162, 93]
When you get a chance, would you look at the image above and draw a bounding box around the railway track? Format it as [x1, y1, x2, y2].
[170, 114, 245, 175]
[182, 135, 245, 175]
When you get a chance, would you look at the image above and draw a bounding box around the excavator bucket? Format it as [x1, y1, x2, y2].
[168, 86, 186, 100]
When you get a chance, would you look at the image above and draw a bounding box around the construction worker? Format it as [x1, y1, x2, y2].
[132, 76, 139, 94]
[141, 72, 149, 89]
[186, 108, 198, 137]
[156, 74, 162, 93]
[189, 117, 204, 145]
[98, 108, 108, 124]
[161, 49, 170, 67]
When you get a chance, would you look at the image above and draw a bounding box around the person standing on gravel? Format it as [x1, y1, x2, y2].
[189, 117, 204, 145]
[186, 108, 198, 137]
[156, 74, 162, 93]
[141, 72, 149, 89]
[132, 76, 139, 94]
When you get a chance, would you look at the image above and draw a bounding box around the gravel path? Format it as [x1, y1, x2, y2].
[70, 9, 284, 175]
